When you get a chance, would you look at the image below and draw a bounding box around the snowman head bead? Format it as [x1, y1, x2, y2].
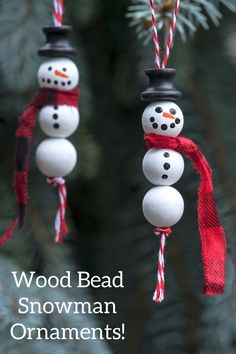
[38, 57, 79, 91]
[142, 101, 184, 137]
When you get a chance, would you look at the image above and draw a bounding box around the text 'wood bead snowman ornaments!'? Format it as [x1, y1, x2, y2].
[1, 26, 80, 245]
[141, 68, 227, 303]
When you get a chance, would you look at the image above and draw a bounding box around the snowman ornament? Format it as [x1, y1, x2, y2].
[141, 68, 226, 303]
[0, 26, 80, 246]
[36, 58, 79, 178]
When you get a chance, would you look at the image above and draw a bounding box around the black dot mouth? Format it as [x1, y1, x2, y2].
[53, 123, 60, 129]
[54, 105, 58, 110]
[152, 123, 158, 129]
[61, 82, 66, 86]
[170, 123, 175, 128]
[47, 79, 51, 83]
[67, 81, 71, 85]
[162, 174, 168, 179]
[175, 118, 180, 124]
[163, 152, 170, 158]
[161, 124, 167, 131]
[53, 113, 58, 119]
[54, 80, 58, 85]
[150, 117, 155, 123]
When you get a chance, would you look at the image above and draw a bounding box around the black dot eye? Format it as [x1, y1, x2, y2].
[53, 113, 58, 119]
[155, 107, 163, 113]
[53, 123, 60, 129]
[175, 118, 181, 124]
[48, 66, 52, 71]
[62, 68, 67, 72]
[150, 117, 155, 123]
[170, 108, 176, 115]
[162, 174, 168, 179]
[163, 152, 170, 158]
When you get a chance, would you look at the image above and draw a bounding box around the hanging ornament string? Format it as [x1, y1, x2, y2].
[47, 177, 68, 243]
[149, 0, 180, 68]
[153, 227, 172, 303]
[53, 0, 64, 26]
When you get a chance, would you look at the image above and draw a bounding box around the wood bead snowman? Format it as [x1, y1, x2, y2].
[1, 26, 81, 245]
[36, 57, 79, 178]
[141, 69, 185, 302]
[140, 68, 226, 303]
[142, 101, 185, 228]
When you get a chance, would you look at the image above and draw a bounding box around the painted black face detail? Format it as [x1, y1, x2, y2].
[47, 79, 51, 83]
[53, 113, 58, 119]
[170, 123, 175, 128]
[150, 117, 155, 123]
[54, 80, 58, 85]
[62, 68, 67, 72]
[42, 78, 45, 82]
[162, 174, 168, 179]
[170, 108, 176, 115]
[53, 123, 60, 129]
[67, 81, 71, 85]
[161, 124, 167, 131]
[61, 82, 65, 86]
[164, 163, 170, 170]
[54, 106, 58, 110]
[175, 118, 180, 124]
[48, 66, 52, 71]
[155, 107, 163, 113]
[152, 123, 158, 129]
[163, 152, 170, 158]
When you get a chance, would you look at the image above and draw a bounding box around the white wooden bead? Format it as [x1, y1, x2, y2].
[142, 148, 184, 185]
[142, 186, 184, 227]
[39, 105, 79, 138]
[38, 58, 79, 91]
[36, 138, 77, 177]
[142, 101, 184, 137]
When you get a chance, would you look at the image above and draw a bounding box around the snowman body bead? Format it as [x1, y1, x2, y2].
[142, 101, 185, 228]
[35, 57, 79, 178]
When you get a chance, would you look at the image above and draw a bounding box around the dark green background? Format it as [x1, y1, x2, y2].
[0, 1, 235, 353]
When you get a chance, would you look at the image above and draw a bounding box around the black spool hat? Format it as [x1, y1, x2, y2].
[141, 68, 182, 102]
[38, 26, 76, 57]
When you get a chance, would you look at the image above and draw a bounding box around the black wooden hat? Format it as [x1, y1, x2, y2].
[141, 68, 182, 102]
[38, 26, 76, 57]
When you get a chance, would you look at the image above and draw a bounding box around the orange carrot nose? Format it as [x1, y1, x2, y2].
[55, 70, 69, 78]
[163, 112, 175, 119]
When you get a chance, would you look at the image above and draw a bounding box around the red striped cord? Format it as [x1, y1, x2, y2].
[153, 227, 172, 303]
[149, 0, 180, 68]
[53, 0, 64, 27]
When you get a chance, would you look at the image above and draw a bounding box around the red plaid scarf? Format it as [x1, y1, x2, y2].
[0, 87, 79, 247]
[145, 133, 226, 295]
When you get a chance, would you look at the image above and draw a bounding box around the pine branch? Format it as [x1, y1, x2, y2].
[126, 0, 236, 43]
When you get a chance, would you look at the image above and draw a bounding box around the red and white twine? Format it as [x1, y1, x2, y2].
[149, 0, 161, 68]
[153, 226, 172, 303]
[47, 177, 68, 243]
[149, 0, 180, 68]
[53, 0, 64, 27]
